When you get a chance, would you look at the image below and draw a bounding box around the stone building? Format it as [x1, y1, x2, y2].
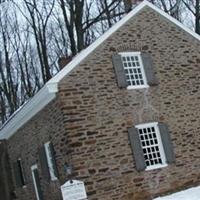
[1, 1, 200, 200]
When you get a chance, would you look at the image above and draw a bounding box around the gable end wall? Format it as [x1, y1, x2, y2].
[5, 6, 200, 200]
[58, 7, 200, 200]
[6, 99, 66, 200]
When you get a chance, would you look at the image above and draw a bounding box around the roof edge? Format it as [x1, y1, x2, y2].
[144, 1, 200, 41]
[1, 0, 200, 139]
[48, 0, 150, 84]
[0, 83, 58, 139]
[48, 0, 200, 85]
[0, 1, 150, 140]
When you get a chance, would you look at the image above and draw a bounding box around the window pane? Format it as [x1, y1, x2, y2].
[137, 123, 166, 169]
[121, 54, 145, 87]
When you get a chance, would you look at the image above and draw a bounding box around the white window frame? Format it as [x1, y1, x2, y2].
[135, 122, 167, 171]
[119, 52, 149, 90]
[44, 141, 57, 181]
[31, 164, 41, 200]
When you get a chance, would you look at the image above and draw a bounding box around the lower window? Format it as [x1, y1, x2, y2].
[31, 165, 43, 200]
[135, 122, 167, 170]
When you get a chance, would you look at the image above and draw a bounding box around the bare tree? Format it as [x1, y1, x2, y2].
[182, 0, 200, 34]
[8, 15, 40, 99]
[16, 0, 56, 83]
[0, 0, 196, 124]
[0, 7, 19, 116]
[59, 0, 124, 56]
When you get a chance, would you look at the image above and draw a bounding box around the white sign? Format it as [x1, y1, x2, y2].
[61, 180, 87, 200]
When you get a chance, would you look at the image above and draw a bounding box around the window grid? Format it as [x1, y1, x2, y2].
[44, 142, 57, 181]
[136, 123, 166, 169]
[121, 54, 145, 87]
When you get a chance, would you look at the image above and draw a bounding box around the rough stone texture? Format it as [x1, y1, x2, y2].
[7, 99, 66, 200]
[6, 6, 200, 200]
[57, 7, 200, 200]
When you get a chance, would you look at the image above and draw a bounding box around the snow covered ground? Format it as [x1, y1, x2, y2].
[154, 186, 200, 200]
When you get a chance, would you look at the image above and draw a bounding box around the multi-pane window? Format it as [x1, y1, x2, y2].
[44, 142, 58, 181]
[120, 52, 148, 88]
[31, 164, 43, 200]
[136, 122, 167, 170]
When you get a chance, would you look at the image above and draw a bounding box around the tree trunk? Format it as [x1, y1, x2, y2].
[60, 0, 77, 56]
[75, 0, 84, 52]
[196, 0, 200, 34]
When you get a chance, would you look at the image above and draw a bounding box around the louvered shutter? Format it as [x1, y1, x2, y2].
[48, 142, 59, 179]
[38, 146, 50, 181]
[13, 162, 23, 187]
[112, 54, 128, 88]
[158, 123, 175, 164]
[33, 168, 43, 200]
[141, 53, 158, 86]
[128, 127, 146, 171]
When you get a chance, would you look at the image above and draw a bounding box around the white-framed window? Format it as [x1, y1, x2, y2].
[44, 142, 58, 181]
[135, 122, 167, 170]
[31, 164, 43, 200]
[119, 52, 148, 89]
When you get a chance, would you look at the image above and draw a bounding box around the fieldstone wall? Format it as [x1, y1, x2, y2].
[6, 99, 66, 200]
[6, 6, 200, 200]
[57, 7, 200, 200]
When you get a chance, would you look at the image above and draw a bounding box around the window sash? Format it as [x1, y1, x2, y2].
[31, 165, 42, 200]
[136, 122, 167, 170]
[44, 142, 57, 181]
[119, 52, 149, 89]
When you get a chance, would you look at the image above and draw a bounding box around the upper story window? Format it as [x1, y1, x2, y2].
[39, 141, 58, 182]
[135, 122, 167, 170]
[112, 52, 158, 89]
[119, 52, 148, 89]
[44, 142, 58, 181]
[128, 122, 175, 171]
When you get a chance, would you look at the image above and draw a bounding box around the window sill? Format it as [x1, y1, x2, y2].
[145, 163, 168, 171]
[127, 85, 149, 90]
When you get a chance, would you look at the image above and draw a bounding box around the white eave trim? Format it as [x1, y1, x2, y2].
[48, 1, 149, 84]
[1, 0, 200, 139]
[0, 83, 58, 139]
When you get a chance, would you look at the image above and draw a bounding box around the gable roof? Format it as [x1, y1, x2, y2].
[1, 0, 200, 139]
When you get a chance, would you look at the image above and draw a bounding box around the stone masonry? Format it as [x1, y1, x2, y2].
[5, 6, 200, 200]
[7, 100, 65, 200]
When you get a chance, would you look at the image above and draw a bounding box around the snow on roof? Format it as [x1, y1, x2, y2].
[48, 0, 200, 85]
[0, 101, 28, 130]
[1, 0, 200, 139]
[154, 186, 200, 200]
[0, 83, 58, 139]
